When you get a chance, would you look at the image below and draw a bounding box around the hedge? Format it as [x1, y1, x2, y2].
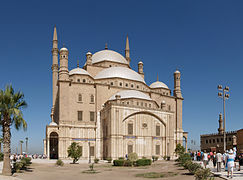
[136, 159, 152, 166]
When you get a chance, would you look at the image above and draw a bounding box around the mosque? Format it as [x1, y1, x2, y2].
[44, 26, 188, 160]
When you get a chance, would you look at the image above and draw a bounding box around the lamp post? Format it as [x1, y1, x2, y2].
[217, 85, 229, 153]
[25, 137, 28, 155]
[88, 141, 91, 164]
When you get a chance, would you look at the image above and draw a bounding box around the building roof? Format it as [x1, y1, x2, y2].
[150, 81, 169, 89]
[69, 67, 91, 76]
[109, 90, 152, 101]
[92, 50, 128, 64]
[94, 67, 145, 83]
[60, 47, 68, 51]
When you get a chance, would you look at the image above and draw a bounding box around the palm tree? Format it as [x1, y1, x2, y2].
[0, 85, 27, 175]
[20, 140, 23, 155]
[0, 137, 3, 153]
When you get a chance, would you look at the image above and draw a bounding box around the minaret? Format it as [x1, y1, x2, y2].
[51, 25, 59, 121]
[173, 70, 182, 98]
[125, 35, 131, 64]
[218, 113, 224, 134]
[86, 52, 92, 65]
[59, 46, 69, 80]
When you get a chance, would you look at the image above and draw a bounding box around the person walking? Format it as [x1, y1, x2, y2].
[202, 150, 208, 169]
[226, 149, 235, 179]
[212, 152, 217, 169]
[216, 150, 222, 172]
[238, 151, 243, 171]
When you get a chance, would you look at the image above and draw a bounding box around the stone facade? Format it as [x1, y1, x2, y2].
[44, 27, 186, 160]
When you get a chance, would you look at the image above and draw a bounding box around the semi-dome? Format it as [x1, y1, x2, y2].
[92, 50, 128, 65]
[95, 67, 145, 83]
[69, 67, 91, 76]
[150, 81, 169, 89]
[109, 90, 152, 101]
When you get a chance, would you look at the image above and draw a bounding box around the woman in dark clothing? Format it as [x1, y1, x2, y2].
[238, 152, 243, 171]
[213, 152, 217, 169]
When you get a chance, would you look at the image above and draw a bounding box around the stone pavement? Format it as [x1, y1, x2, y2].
[195, 160, 243, 180]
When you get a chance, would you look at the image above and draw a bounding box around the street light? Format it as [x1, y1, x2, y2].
[25, 137, 28, 155]
[217, 85, 230, 153]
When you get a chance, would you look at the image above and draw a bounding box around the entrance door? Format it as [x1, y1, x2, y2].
[50, 132, 58, 159]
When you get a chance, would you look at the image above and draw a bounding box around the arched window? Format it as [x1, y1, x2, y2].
[156, 125, 160, 136]
[90, 94, 94, 103]
[128, 123, 133, 135]
[78, 94, 82, 102]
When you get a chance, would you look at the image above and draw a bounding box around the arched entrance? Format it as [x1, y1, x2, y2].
[50, 132, 58, 159]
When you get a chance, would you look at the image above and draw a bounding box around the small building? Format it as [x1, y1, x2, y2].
[200, 113, 237, 153]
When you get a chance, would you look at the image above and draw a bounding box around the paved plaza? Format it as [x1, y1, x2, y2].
[195, 160, 243, 180]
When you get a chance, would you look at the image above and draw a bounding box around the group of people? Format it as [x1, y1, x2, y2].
[190, 149, 243, 179]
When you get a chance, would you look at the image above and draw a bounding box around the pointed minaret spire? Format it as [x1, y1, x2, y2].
[77, 60, 79, 68]
[53, 25, 57, 41]
[105, 43, 108, 50]
[157, 74, 159, 81]
[125, 35, 129, 50]
[125, 35, 131, 64]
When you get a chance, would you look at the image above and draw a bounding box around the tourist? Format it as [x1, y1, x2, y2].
[216, 150, 222, 172]
[226, 149, 235, 178]
[212, 152, 217, 169]
[238, 151, 243, 171]
[202, 150, 208, 168]
[197, 151, 200, 161]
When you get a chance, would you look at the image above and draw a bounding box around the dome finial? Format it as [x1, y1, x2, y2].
[157, 73, 159, 81]
[105, 43, 108, 50]
[77, 60, 79, 67]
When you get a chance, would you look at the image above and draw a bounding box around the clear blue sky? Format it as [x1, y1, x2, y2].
[0, 0, 242, 153]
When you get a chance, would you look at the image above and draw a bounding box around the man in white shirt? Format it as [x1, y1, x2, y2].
[216, 150, 222, 172]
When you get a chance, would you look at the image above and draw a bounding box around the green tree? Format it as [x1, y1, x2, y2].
[175, 143, 185, 156]
[0, 85, 27, 175]
[128, 152, 138, 166]
[67, 142, 82, 164]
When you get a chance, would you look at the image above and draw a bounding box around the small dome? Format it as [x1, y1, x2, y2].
[138, 61, 143, 64]
[60, 47, 68, 52]
[69, 67, 91, 76]
[95, 67, 145, 83]
[109, 90, 152, 101]
[86, 52, 92, 55]
[92, 50, 128, 64]
[49, 122, 57, 126]
[174, 70, 180, 74]
[150, 81, 169, 89]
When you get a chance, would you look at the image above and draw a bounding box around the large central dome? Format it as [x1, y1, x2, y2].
[95, 67, 145, 83]
[92, 50, 128, 65]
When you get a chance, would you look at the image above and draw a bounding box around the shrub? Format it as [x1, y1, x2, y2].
[136, 159, 152, 166]
[163, 155, 167, 160]
[113, 159, 124, 166]
[0, 153, 3, 161]
[124, 160, 133, 166]
[128, 152, 138, 162]
[56, 159, 64, 166]
[128, 152, 138, 166]
[106, 157, 112, 163]
[188, 163, 202, 174]
[21, 157, 31, 165]
[183, 160, 193, 169]
[195, 168, 212, 180]
[94, 158, 99, 164]
[175, 144, 185, 156]
[14, 162, 24, 173]
[89, 163, 94, 171]
[177, 153, 191, 166]
[67, 142, 82, 164]
[118, 157, 125, 160]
